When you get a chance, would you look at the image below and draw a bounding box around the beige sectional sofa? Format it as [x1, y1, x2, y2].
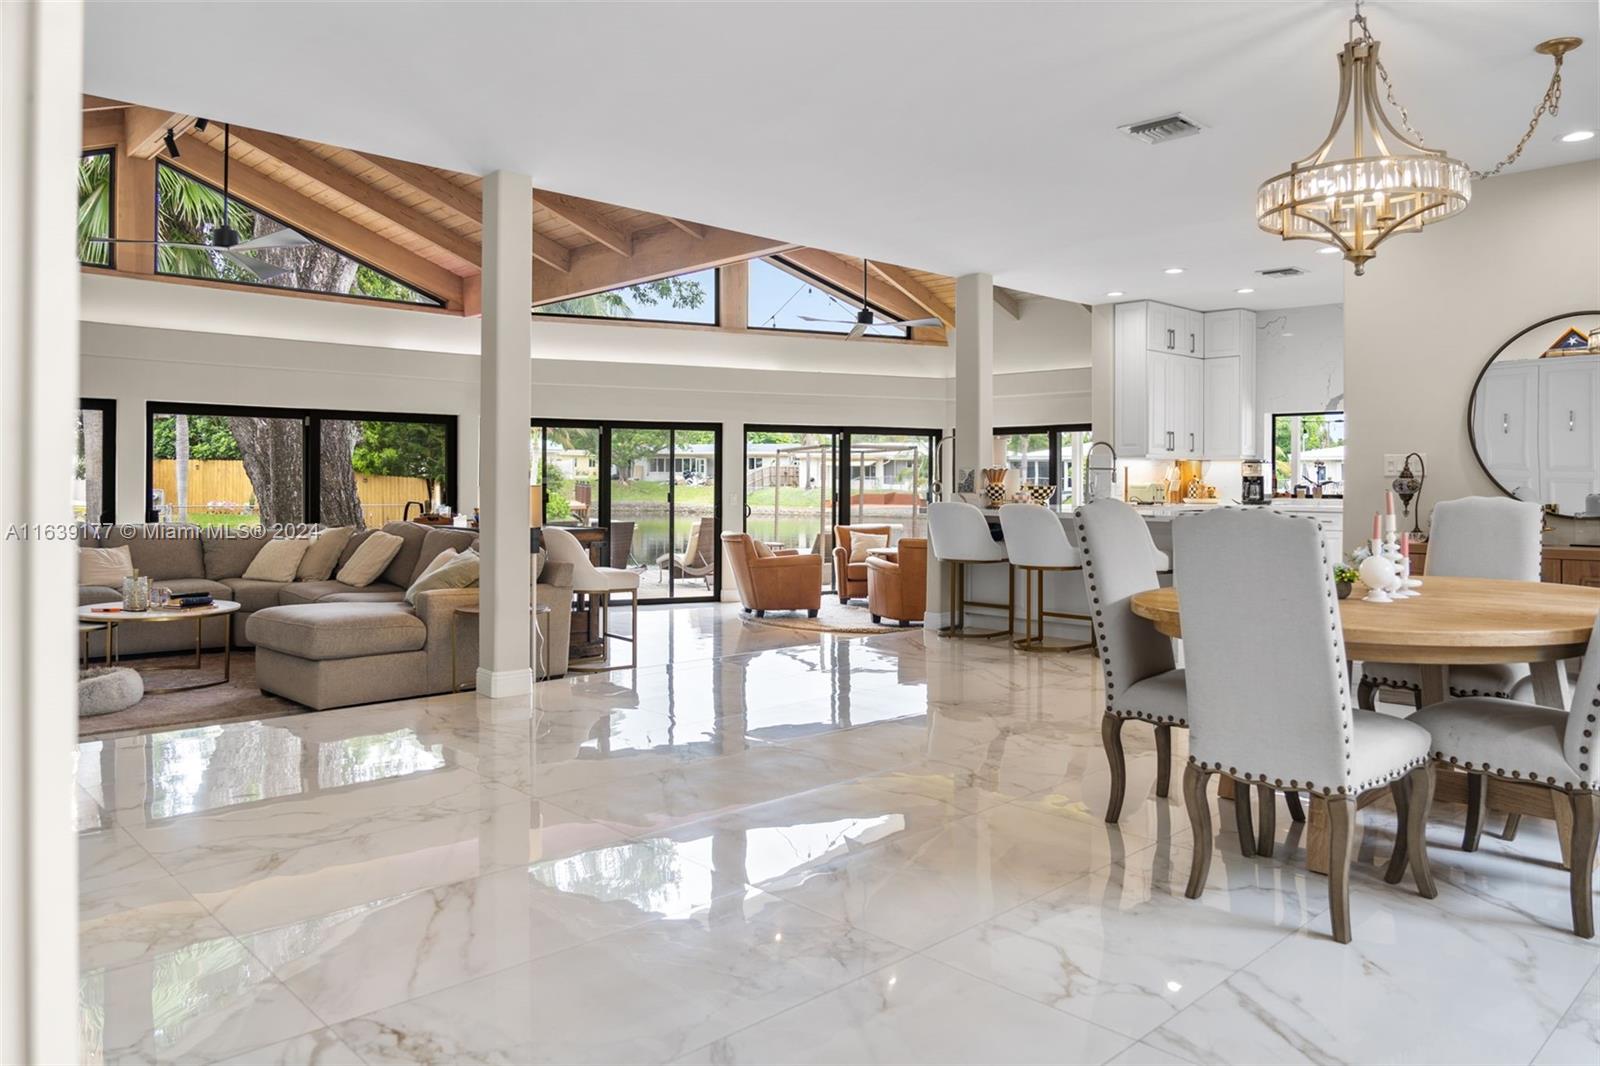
[78, 522, 572, 708]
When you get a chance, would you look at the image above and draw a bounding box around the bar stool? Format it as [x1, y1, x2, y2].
[543, 526, 639, 672]
[998, 503, 1092, 654]
[926, 501, 1012, 638]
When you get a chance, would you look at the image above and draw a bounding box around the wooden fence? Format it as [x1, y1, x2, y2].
[151, 459, 432, 525]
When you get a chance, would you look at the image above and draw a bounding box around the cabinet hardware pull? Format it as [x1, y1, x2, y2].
[1190, 333, 1196, 354]
[1571, 410, 1576, 431]
[1503, 414, 1509, 434]
[1190, 432, 1195, 451]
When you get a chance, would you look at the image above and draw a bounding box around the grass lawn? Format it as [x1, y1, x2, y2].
[608, 481, 717, 506]
[187, 512, 263, 529]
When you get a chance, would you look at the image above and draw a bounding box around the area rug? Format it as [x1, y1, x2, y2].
[743, 600, 906, 636]
[78, 650, 306, 739]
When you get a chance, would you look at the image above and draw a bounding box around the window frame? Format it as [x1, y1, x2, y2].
[1271, 410, 1347, 499]
[153, 160, 445, 308]
[747, 257, 913, 340]
[79, 148, 115, 269]
[532, 267, 720, 327]
[144, 400, 458, 524]
[993, 423, 1092, 510]
[79, 398, 117, 526]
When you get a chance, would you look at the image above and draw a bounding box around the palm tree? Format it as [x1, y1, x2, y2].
[77, 153, 112, 265]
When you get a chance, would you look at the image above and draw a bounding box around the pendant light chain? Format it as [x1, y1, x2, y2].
[1351, 0, 1570, 182]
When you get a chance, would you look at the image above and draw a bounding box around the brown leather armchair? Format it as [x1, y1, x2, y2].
[832, 525, 892, 603]
[867, 538, 927, 626]
[721, 533, 822, 617]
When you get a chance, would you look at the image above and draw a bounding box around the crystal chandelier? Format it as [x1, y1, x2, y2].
[1256, 5, 1469, 274]
[1256, 2, 1579, 276]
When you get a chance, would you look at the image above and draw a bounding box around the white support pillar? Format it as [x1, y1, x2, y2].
[0, 1, 84, 1061]
[476, 171, 534, 697]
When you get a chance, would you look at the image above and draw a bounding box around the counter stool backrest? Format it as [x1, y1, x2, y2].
[1075, 500, 1174, 695]
[542, 526, 607, 595]
[1175, 508, 1354, 790]
[927, 501, 1005, 563]
[1426, 496, 1541, 581]
[998, 504, 1076, 569]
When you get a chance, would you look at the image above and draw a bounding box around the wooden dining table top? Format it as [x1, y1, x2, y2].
[1129, 575, 1600, 665]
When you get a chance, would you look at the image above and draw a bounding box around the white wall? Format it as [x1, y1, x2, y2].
[80, 273, 1092, 525]
[1255, 303, 1344, 421]
[1344, 161, 1600, 549]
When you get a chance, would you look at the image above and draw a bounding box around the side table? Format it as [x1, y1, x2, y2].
[451, 603, 553, 691]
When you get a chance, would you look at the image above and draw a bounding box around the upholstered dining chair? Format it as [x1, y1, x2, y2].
[926, 502, 1012, 638]
[543, 526, 640, 671]
[1410, 615, 1600, 938]
[1077, 499, 1211, 822]
[1175, 508, 1437, 944]
[1359, 496, 1542, 711]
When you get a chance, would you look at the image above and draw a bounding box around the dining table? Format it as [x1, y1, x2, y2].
[1130, 575, 1600, 875]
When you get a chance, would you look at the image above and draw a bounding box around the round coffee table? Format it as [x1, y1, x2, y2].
[78, 600, 241, 693]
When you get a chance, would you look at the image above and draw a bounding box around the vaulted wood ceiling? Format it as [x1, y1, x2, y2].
[81, 96, 1019, 337]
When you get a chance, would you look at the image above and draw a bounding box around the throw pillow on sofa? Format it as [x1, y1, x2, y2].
[337, 530, 405, 587]
[243, 538, 312, 583]
[296, 526, 355, 581]
[80, 545, 134, 586]
[849, 532, 888, 562]
[416, 547, 458, 581]
[404, 549, 479, 605]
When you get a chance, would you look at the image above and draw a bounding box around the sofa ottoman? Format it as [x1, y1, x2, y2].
[249, 603, 428, 710]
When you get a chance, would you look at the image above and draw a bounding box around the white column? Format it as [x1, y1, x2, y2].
[0, 1, 84, 1061]
[720, 421, 743, 600]
[476, 171, 533, 697]
[116, 390, 148, 521]
[954, 273, 995, 484]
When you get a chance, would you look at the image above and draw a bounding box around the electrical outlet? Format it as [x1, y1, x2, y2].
[1384, 453, 1425, 476]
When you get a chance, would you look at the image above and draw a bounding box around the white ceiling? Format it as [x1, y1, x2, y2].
[84, 1, 1599, 312]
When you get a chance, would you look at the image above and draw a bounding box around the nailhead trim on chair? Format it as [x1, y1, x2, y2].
[1188, 753, 1428, 795]
[1363, 673, 1515, 700]
[1434, 754, 1598, 792]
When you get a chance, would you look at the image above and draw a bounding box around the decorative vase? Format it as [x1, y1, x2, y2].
[1336, 581, 1353, 600]
[1358, 552, 1398, 603]
[121, 574, 150, 612]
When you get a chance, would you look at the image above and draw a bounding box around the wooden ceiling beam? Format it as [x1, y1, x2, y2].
[123, 107, 193, 159]
[665, 217, 707, 239]
[867, 260, 956, 327]
[168, 134, 465, 307]
[776, 249, 937, 327]
[358, 152, 484, 223]
[82, 110, 123, 149]
[82, 94, 129, 112]
[228, 126, 481, 266]
[535, 191, 633, 257]
[993, 286, 1022, 320]
[533, 231, 571, 273]
[535, 223, 794, 305]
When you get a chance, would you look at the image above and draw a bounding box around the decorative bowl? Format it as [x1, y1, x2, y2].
[1022, 483, 1057, 506]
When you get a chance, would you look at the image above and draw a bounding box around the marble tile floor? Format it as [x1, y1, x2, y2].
[75, 603, 1600, 1064]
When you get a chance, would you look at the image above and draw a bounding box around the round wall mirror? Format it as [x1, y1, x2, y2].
[1470, 310, 1600, 517]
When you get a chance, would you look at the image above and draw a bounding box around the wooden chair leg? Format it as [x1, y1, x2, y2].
[1406, 764, 1438, 899]
[1384, 773, 1411, 885]
[1255, 783, 1277, 857]
[1233, 780, 1256, 858]
[1356, 677, 1376, 711]
[1183, 763, 1213, 899]
[1570, 792, 1599, 939]
[1327, 795, 1358, 944]
[1463, 771, 1488, 852]
[1502, 812, 1523, 841]
[1154, 724, 1172, 799]
[1102, 714, 1127, 824]
[1284, 790, 1306, 823]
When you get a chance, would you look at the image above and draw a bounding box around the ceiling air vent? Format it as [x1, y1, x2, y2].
[1118, 113, 1203, 145]
[1256, 266, 1307, 279]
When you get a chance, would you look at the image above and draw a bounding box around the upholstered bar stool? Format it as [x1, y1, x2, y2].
[1358, 496, 1542, 845]
[926, 501, 1012, 638]
[999, 503, 1092, 654]
[543, 526, 640, 671]
[1176, 508, 1437, 944]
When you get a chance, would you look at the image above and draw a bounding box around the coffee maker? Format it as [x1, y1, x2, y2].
[1241, 460, 1267, 504]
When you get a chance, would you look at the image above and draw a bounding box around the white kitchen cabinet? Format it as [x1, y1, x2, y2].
[1182, 309, 1204, 358]
[1115, 302, 1254, 459]
[1204, 309, 1245, 358]
[1473, 361, 1540, 500]
[1146, 350, 1174, 456]
[1539, 357, 1600, 514]
[1203, 357, 1242, 458]
[1201, 309, 1257, 458]
[1182, 356, 1204, 455]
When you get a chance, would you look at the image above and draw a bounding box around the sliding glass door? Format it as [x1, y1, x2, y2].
[993, 423, 1093, 512]
[842, 431, 935, 542]
[533, 419, 721, 604]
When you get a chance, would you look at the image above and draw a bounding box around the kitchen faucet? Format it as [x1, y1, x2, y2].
[1084, 441, 1118, 503]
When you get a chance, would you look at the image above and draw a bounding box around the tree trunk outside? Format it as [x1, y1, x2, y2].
[319, 419, 366, 528]
[82, 409, 103, 524]
[175, 414, 190, 522]
[251, 215, 359, 296]
[228, 416, 304, 527]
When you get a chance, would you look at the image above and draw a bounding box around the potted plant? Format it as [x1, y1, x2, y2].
[1334, 564, 1360, 600]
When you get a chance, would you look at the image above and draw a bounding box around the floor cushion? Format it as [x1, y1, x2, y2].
[79, 666, 143, 716]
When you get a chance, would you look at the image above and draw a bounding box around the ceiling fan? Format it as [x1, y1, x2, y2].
[87, 122, 311, 281]
[797, 258, 943, 338]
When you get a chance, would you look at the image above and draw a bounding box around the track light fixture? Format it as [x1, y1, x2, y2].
[162, 128, 180, 158]
[193, 118, 209, 132]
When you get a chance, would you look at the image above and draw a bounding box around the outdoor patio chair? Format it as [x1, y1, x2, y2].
[657, 515, 717, 588]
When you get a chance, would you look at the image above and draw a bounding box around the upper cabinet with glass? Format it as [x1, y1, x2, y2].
[1470, 311, 1600, 516]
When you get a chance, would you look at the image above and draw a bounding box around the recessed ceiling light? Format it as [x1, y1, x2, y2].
[1317, 247, 1341, 254]
[1106, 290, 1125, 297]
[1236, 287, 1255, 294]
[1560, 129, 1596, 143]
[1163, 267, 1184, 275]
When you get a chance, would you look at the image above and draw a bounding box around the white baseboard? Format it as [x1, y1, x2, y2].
[476, 666, 532, 698]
